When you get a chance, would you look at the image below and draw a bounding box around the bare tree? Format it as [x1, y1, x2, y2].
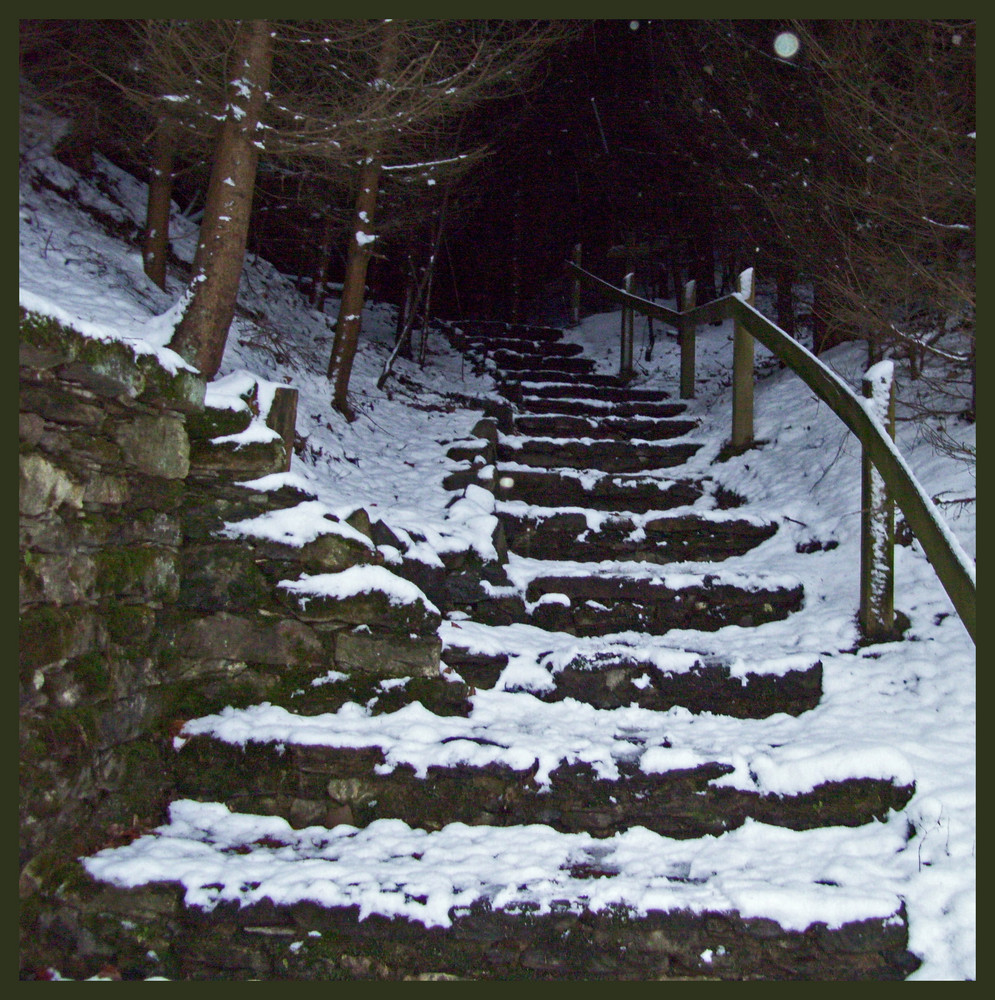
[661, 19, 974, 432]
[792, 22, 975, 373]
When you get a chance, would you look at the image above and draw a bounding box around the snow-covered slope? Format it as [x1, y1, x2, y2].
[19, 82, 975, 980]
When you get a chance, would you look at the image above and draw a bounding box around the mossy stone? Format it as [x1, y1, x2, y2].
[135, 352, 205, 413]
[69, 651, 112, 697]
[186, 403, 253, 441]
[94, 546, 180, 603]
[19, 451, 85, 516]
[19, 605, 102, 673]
[113, 413, 190, 479]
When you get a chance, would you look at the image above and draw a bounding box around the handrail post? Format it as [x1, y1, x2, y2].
[860, 362, 896, 640]
[679, 279, 697, 399]
[570, 243, 582, 326]
[732, 268, 755, 448]
[620, 271, 635, 379]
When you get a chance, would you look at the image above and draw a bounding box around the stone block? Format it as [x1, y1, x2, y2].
[112, 413, 190, 479]
[82, 474, 130, 506]
[19, 411, 45, 446]
[20, 551, 97, 607]
[170, 612, 325, 668]
[19, 384, 105, 427]
[189, 437, 288, 478]
[334, 628, 442, 678]
[135, 353, 205, 414]
[59, 338, 146, 398]
[248, 531, 374, 576]
[265, 387, 298, 473]
[19, 451, 85, 516]
[19, 307, 81, 369]
[279, 585, 441, 634]
[179, 544, 273, 612]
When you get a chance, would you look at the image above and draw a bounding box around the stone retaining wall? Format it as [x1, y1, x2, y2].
[19, 309, 210, 891]
[19, 308, 479, 940]
[18, 309, 307, 897]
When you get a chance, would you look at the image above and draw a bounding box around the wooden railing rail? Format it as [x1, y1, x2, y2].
[564, 259, 976, 644]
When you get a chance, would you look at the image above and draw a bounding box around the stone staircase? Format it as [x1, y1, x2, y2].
[39, 320, 920, 980]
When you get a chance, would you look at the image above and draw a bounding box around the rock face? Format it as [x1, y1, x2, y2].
[18, 311, 455, 948]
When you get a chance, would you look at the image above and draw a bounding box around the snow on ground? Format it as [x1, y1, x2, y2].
[19, 82, 975, 979]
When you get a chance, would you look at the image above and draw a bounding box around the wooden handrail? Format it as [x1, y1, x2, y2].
[565, 260, 976, 644]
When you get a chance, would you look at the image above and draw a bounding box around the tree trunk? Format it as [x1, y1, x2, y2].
[418, 247, 440, 366]
[395, 252, 416, 352]
[326, 155, 384, 417]
[310, 212, 337, 311]
[143, 117, 177, 291]
[326, 21, 399, 418]
[168, 20, 274, 380]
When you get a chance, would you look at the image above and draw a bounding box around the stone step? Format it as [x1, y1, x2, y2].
[496, 506, 778, 564]
[505, 370, 630, 388]
[514, 413, 697, 441]
[171, 729, 913, 842]
[516, 569, 804, 637]
[494, 356, 598, 376]
[520, 381, 674, 402]
[439, 624, 822, 717]
[492, 468, 742, 513]
[180, 478, 319, 542]
[520, 395, 690, 420]
[187, 435, 289, 479]
[490, 351, 594, 378]
[64, 801, 920, 980]
[452, 320, 566, 343]
[171, 689, 915, 833]
[464, 341, 586, 361]
[497, 436, 701, 473]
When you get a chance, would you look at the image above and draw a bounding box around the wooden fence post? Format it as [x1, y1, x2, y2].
[570, 243, 582, 326]
[859, 361, 896, 640]
[620, 271, 635, 379]
[679, 279, 697, 399]
[732, 267, 755, 448]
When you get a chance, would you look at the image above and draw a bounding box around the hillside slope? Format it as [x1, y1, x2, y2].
[19, 84, 975, 980]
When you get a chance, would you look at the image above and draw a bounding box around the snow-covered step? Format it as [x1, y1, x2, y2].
[489, 353, 596, 374]
[171, 695, 914, 839]
[497, 433, 701, 473]
[494, 363, 599, 384]
[519, 394, 688, 419]
[181, 473, 321, 542]
[492, 465, 734, 512]
[514, 412, 698, 441]
[495, 502, 778, 564]
[487, 341, 586, 361]
[519, 380, 674, 402]
[451, 320, 566, 344]
[75, 799, 921, 979]
[470, 558, 804, 637]
[438, 620, 822, 718]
